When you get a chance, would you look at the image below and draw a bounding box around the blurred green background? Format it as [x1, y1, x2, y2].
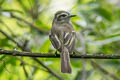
[0, 0, 120, 80]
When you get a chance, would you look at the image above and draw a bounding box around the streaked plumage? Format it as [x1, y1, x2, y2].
[49, 11, 76, 73]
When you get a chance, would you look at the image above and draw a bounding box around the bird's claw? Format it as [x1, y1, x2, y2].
[55, 51, 59, 56]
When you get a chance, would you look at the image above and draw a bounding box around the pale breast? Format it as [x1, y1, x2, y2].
[52, 22, 74, 33]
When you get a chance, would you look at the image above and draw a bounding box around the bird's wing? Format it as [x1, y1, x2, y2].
[64, 31, 76, 53]
[49, 32, 61, 50]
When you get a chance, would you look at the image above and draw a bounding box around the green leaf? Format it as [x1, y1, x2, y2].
[117, 9, 120, 19]
[0, 55, 6, 60]
[93, 8, 113, 21]
[40, 40, 51, 53]
[1, 9, 23, 13]
[35, 19, 50, 30]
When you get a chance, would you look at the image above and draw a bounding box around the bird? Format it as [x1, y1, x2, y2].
[49, 10, 76, 73]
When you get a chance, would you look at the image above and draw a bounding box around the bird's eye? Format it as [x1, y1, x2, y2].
[57, 13, 68, 21]
[61, 14, 67, 17]
[58, 14, 67, 18]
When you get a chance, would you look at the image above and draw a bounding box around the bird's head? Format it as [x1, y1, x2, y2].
[53, 10, 76, 23]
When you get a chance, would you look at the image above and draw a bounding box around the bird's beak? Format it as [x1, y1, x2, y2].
[69, 15, 76, 18]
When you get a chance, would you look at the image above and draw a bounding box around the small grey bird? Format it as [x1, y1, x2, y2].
[49, 11, 76, 73]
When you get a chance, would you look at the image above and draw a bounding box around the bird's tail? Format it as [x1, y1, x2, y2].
[60, 47, 72, 73]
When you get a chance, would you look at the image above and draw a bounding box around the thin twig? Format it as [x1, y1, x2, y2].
[0, 29, 23, 49]
[91, 60, 120, 80]
[32, 58, 63, 80]
[15, 57, 46, 72]
[21, 40, 30, 80]
[79, 32, 86, 80]
[10, 13, 49, 34]
[0, 20, 15, 36]
[22, 64, 29, 79]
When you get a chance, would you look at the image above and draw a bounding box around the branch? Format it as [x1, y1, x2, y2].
[0, 29, 23, 49]
[0, 20, 15, 36]
[91, 60, 120, 80]
[0, 29, 63, 80]
[22, 63, 29, 79]
[0, 49, 120, 59]
[10, 13, 49, 34]
[32, 58, 63, 80]
[0, 29, 30, 79]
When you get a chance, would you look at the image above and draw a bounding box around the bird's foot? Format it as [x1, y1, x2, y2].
[55, 51, 59, 56]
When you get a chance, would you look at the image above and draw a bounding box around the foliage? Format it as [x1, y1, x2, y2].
[0, 0, 120, 80]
